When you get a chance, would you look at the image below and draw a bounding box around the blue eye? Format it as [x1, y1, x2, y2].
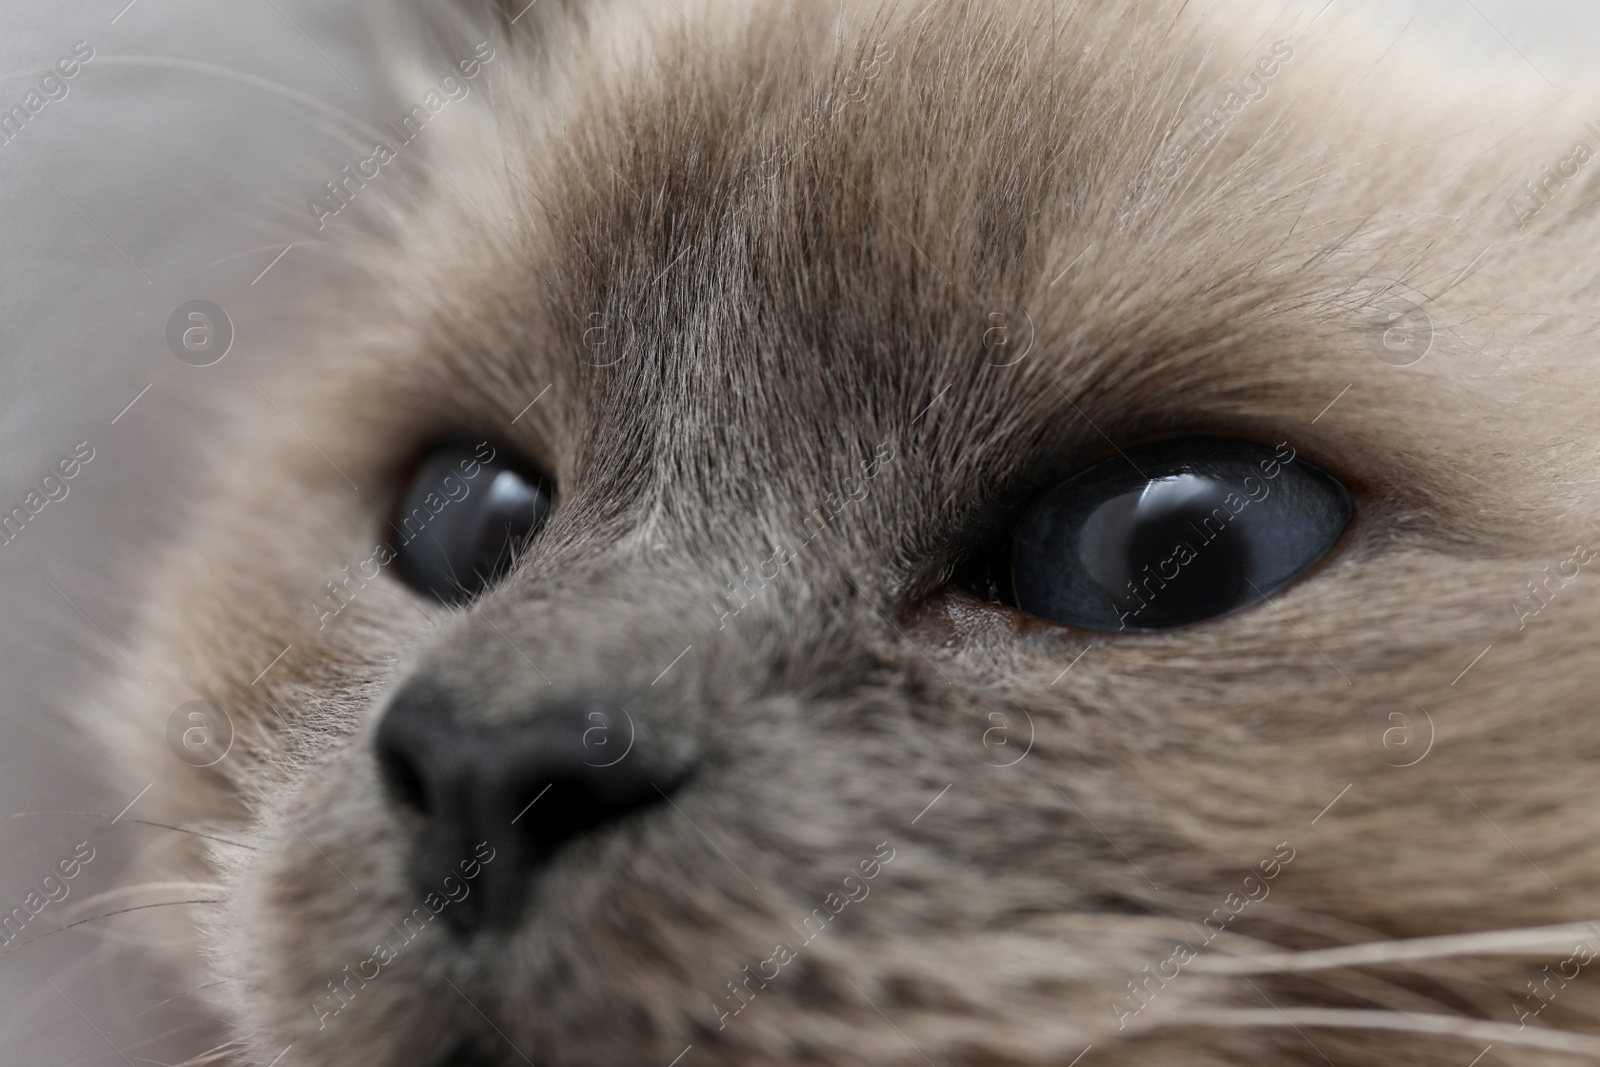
[390, 444, 554, 606]
[1006, 439, 1351, 631]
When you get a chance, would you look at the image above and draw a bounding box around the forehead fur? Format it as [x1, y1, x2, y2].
[344, 0, 1591, 564]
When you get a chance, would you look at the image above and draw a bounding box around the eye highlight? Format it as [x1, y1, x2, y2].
[1004, 438, 1351, 631]
[389, 442, 554, 606]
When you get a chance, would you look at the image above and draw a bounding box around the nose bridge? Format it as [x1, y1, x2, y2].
[488, 572, 740, 708]
[578, 404, 897, 637]
[439, 533, 836, 710]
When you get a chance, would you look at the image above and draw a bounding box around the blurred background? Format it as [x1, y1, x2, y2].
[0, 0, 1595, 1062]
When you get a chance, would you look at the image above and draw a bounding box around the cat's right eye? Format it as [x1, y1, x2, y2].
[994, 438, 1351, 632]
[389, 442, 554, 606]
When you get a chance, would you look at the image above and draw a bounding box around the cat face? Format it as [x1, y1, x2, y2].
[100, 0, 1600, 1063]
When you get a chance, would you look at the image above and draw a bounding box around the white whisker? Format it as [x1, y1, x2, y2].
[174, 1039, 250, 1067]
[93, 57, 388, 146]
[0, 899, 222, 961]
[65, 882, 226, 919]
[1191, 921, 1600, 975]
[133, 978, 228, 1018]
[11, 810, 258, 850]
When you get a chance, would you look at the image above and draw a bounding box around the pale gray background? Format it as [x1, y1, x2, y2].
[0, 0, 1594, 1063]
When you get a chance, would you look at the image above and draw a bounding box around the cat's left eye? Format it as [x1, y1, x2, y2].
[988, 438, 1351, 632]
[389, 442, 553, 606]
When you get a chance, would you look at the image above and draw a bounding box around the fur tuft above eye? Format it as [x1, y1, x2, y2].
[1002, 439, 1351, 631]
[389, 442, 554, 606]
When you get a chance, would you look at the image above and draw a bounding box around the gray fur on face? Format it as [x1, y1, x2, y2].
[93, 0, 1600, 1063]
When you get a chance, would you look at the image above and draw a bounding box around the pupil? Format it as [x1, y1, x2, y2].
[1078, 473, 1254, 629]
[470, 470, 547, 567]
[390, 445, 554, 606]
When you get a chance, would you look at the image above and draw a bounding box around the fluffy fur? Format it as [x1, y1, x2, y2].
[91, 0, 1600, 1062]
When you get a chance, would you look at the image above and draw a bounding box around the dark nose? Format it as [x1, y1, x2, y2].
[374, 681, 675, 932]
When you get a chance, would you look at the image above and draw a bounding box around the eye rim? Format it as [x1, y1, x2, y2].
[953, 436, 1355, 633]
[384, 439, 557, 607]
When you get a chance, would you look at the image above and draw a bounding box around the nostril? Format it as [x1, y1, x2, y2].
[510, 773, 670, 860]
[375, 731, 431, 816]
[432, 1038, 497, 1067]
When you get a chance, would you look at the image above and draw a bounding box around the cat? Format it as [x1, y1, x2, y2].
[87, 0, 1600, 1063]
